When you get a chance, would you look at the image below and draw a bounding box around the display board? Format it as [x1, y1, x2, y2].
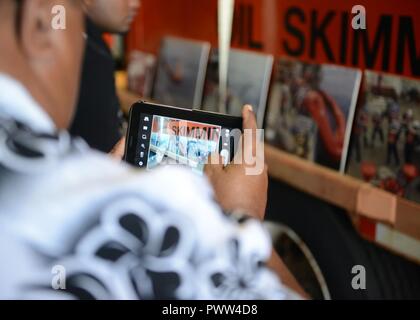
[127, 0, 420, 79]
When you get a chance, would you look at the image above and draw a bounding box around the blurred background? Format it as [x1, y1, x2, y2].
[108, 0, 420, 300]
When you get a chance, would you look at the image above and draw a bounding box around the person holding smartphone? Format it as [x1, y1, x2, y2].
[0, 0, 305, 299]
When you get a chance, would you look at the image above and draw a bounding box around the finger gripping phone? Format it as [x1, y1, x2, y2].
[124, 101, 243, 174]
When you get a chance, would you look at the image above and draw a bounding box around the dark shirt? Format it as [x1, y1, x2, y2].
[70, 19, 122, 153]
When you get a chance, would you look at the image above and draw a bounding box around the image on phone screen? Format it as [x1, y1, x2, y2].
[135, 113, 234, 174]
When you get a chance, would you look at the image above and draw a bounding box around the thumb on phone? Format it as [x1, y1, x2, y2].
[235, 105, 258, 162]
[242, 104, 257, 131]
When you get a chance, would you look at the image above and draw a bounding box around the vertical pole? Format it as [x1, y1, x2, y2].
[218, 0, 235, 114]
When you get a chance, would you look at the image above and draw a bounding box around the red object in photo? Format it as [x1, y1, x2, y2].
[379, 178, 404, 197]
[361, 162, 377, 182]
[301, 90, 346, 163]
[403, 164, 419, 183]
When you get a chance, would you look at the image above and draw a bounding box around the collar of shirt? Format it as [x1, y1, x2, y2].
[85, 18, 112, 59]
[0, 73, 56, 134]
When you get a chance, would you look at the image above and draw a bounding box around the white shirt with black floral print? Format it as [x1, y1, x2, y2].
[0, 74, 299, 300]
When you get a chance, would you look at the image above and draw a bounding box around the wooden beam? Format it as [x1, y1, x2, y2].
[395, 199, 420, 241]
[265, 144, 420, 241]
[266, 145, 360, 213]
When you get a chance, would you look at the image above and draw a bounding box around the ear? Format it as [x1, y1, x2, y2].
[19, 0, 57, 62]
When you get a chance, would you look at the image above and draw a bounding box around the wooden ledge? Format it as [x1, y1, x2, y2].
[265, 144, 420, 241]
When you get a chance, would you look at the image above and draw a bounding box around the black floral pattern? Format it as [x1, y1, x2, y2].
[0, 116, 86, 174]
[54, 196, 289, 300]
[55, 196, 198, 299]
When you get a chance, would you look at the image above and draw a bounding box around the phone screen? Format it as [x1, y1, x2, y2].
[134, 113, 234, 174]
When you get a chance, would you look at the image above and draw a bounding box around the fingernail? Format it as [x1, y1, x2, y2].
[245, 105, 253, 113]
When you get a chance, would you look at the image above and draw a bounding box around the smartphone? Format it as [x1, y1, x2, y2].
[124, 101, 243, 174]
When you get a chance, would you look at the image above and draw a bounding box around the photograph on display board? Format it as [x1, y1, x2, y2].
[152, 36, 210, 109]
[265, 58, 362, 171]
[127, 50, 157, 99]
[201, 49, 274, 128]
[346, 71, 420, 203]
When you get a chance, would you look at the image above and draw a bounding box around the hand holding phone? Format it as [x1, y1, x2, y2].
[124, 101, 242, 173]
[205, 105, 268, 220]
[124, 102, 266, 220]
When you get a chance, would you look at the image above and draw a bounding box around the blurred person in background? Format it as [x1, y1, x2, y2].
[70, 0, 140, 152]
[0, 0, 305, 299]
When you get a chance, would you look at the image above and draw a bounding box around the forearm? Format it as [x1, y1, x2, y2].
[267, 250, 310, 299]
